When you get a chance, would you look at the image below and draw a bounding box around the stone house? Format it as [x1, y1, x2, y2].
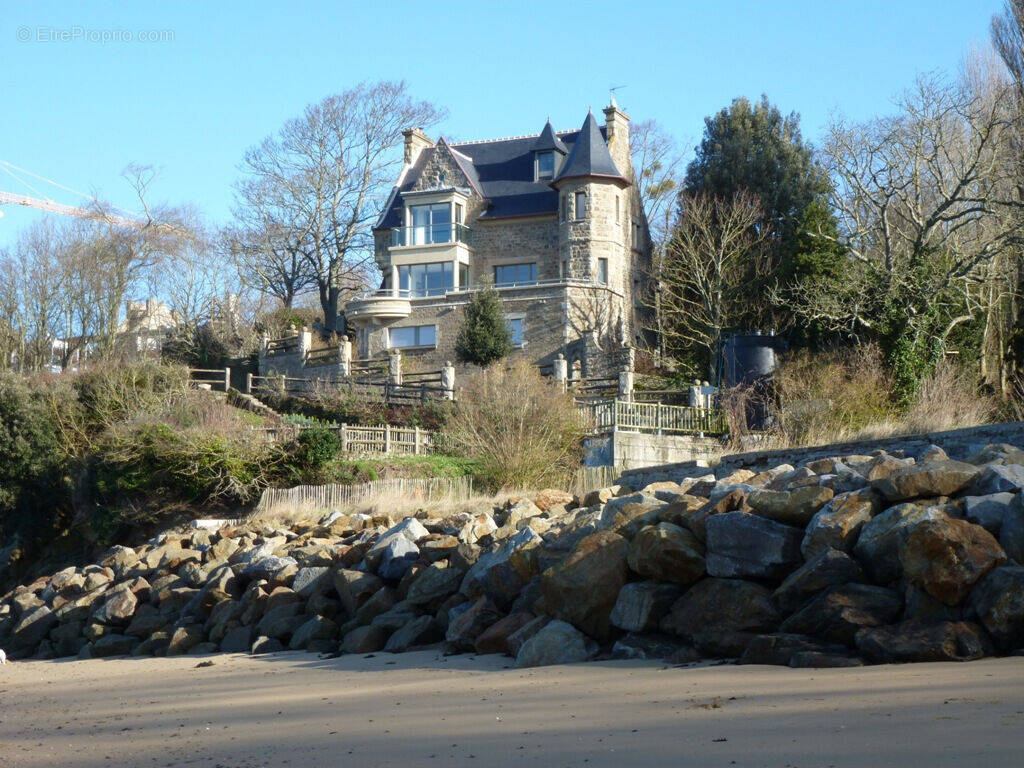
[344, 101, 653, 377]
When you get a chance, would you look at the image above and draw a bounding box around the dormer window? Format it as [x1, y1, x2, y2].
[537, 151, 555, 180]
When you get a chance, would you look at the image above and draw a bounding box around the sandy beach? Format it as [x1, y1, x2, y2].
[1, 652, 1022, 767]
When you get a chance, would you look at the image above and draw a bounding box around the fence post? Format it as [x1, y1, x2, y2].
[618, 368, 634, 401]
[656, 403, 663, 435]
[245, 372, 253, 394]
[384, 424, 391, 454]
[388, 349, 403, 386]
[223, 367, 231, 392]
[441, 361, 456, 400]
[570, 359, 582, 388]
[553, 353, 568, 393]
[298, 326, 312, 366]
[340, 423, 348, 453]
[414, 425, 421, 455]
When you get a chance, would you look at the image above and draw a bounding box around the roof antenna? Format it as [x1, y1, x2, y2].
[609, 84, 627, 108]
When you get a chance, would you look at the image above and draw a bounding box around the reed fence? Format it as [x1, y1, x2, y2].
[253, 475, 475, 518]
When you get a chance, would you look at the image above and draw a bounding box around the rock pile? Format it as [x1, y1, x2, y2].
[4, 441, 1024, 668]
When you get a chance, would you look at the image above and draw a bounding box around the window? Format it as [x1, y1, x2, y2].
[537, 151, 554, 179]
[458, 263, 469, 290]
[494, 262, 537, 287]
[454, 202, 463, 224]
[575, 191, 586, 219]
[559, 193, 566, 222]
[390, 324, 436, 349]
[597, 258, 608, 285]
[399, 262, 453, 296]
[409, 203, 452, 244]
[506, 316, 525, 346]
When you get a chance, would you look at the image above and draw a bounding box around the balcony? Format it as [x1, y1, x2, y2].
[344, 289, 413, 326]
[390, 223, 472, 248]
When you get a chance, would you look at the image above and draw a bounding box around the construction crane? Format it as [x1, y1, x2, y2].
[0, 160, 159, 230]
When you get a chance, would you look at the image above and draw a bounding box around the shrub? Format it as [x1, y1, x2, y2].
[902, 360, 995, 433]
[446, 360, 585, 491]
[294, 426, 343, 469]
[454, 286, 513, 366]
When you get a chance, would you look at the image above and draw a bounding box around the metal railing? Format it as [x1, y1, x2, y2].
[390, 223, 472, 247]
[578, 398, 727, 436]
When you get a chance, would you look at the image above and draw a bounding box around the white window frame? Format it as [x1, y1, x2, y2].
[388, 324, 437, 349]
[505, 313, 526, 347]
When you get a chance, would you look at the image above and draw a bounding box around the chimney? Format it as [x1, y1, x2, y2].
[402, 128, 433, 165]
[603, 103, 631, 173]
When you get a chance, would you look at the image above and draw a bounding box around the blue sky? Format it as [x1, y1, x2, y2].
[0, 0, 1002, 247]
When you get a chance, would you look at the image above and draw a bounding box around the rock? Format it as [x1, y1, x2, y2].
[250, 636, 285, 654]
[405, 563, 464, 611]
[685, 489, 746, 542]
[582, 487, 619, 507]
[780, 584, 902, 644]
[292, 567, 331, 598]
[900, 517, 1006, 605]
[747, 486, 834, 527]
[166, 624, 205, 655]
[288, 615, 339, 650]
[457, 513, 498, 545]
[611, 633, 701, 663]
[772, 549, 866, 615]
[376, 537, 420, 581]
[444, 596, 504, 652]
[474, 612, 535, 655]
[534, 489, 574, 513]
[872, 460, 980, 502]
[461, 526, 541, 609]
[332, 568, 383, 615]
[8, 606, 58, 658]
[660, 578, 779, 657]
[219, 626, 252, 653]
[705, 512, 803, 580]
[739, 634, 847, 666]
[340, 625, 386, 654]
[539, 530, 629, 641]
[515, 620, 598, 668]
[506, 616, 550, 657]
[243, 556, 298, 582]
[1000, 496, 1024, 564]
[125, 604, 166, 637]
[967, 565, 1024, 650]
[970, 464, 1024, 495]
[610, 581, 683, 633]
[91, 634, 135, 657]
[92, 585, 138, 626]
[853, 503, 946, 583]
[801, 490, 879, 560]
[364, 518, 430, 571]
[256, 603, 303, 639]
[855, 620, 991, 663]
[963, 493, 1016, 535]
[788, 652, 864, 668]
[626, 523, 705, 585]
[384, 616, 440, 652]
[354, 587, 397, 626]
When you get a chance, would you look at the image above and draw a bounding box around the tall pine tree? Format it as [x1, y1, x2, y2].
[455, 286, 513, 366]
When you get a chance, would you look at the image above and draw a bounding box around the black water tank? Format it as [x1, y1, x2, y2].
[722, 331, 780, 387]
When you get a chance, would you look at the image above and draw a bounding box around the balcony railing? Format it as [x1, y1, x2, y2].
[390, 223, 472, 247]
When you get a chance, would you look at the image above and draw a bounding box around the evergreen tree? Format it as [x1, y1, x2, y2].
[454, 286, 513, 366]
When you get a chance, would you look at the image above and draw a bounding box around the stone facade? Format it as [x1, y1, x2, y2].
[347, 103, 652, 378]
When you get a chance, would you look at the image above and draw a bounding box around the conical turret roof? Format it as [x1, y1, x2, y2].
[552, 111, 627, 186]
[531, 119, 568, 154]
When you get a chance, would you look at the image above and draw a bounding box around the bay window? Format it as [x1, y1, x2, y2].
[399, 262, 454, 296]
[410, 203, 452, 244]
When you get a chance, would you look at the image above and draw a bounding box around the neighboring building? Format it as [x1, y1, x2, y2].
[118, 298, 179, 357]
[344, 101, 653, 377]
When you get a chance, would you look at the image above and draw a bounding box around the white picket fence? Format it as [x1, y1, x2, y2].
[252, 475, 475, 518]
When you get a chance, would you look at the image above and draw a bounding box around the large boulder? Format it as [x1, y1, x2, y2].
[288, 615, 339, 650]
[376, 538, 420, 581]
[1000, 495, 1024, 564]
[514, 619, 597, 668]
[539, 531, 629, 641]
[747, 486, 834, 527]
[610, 581, 684, 633]
[626, 523, 705, 585]
[461, 526, 541, 609]
[660, 578, 779, 657]
[772, 549, 865, 616]
[739, 633, 850, 666]
[7, 606, 58, 658]
[340, 625, 386, 654]
[405, 563, 464, 612]
[292, 567, 331, 598]
[92, 584, 138, 626]
[801, 490, 879, 560]
[705, 512, 803, 580]
[780, 584, 902, 644]
[91, 634, 135, 658]
[969, 464, 1024, 495]
[474, 612, 536, 655]
[331, 568, 383, 615]
[899, 517, 1006, 605]
[364, 518, 429, 572]
[964, 493, 1016, 535]
[444, 596, 504, 653]
[853, 504, 945, 583]
[855, 620, 991, 663]
[967, 565, 1024, 650]
[384, 616, 441, 652]
[872, 460, 980, 502]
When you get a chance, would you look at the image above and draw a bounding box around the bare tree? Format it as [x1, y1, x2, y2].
[235, 81, 445, 330]
[993, 0, 1024, 95]
[658, 191, 771, 376]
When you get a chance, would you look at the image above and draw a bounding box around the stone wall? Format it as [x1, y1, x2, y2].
[583, 430, 726, 472]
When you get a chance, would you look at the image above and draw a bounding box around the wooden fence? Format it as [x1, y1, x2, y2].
[252, 475, 475, 518]
[578, 398, 727, 436]
[247, 372, 452, 404]
[255, 422, 435, 456]
[188, 367, 231, 392]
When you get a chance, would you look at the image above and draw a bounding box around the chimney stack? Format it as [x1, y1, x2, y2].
[402, 128, 433, 166]
[603, 103, 631, 174]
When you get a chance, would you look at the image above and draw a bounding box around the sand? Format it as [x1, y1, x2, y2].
[1, 651, 1022, 767]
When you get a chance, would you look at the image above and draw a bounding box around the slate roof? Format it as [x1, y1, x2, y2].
[375, 113, 628, 229]
[531, 120, 568, 154]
